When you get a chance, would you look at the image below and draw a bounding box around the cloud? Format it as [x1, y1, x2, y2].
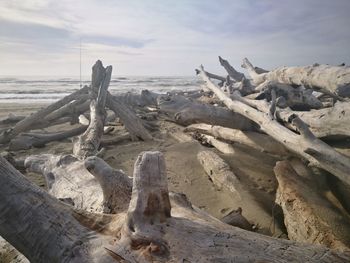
[0, 0, 349, 76]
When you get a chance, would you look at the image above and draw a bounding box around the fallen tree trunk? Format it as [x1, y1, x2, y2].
[158, 94, 257, 130]
[106, 93, 153, 141]
[0, 85, 90, 144]
[274, 160, 350, 251]
[198, 65, 350, 186]
[2, 153, 349, 262]
[186, 123, 289, 157]
[242, 58, 350, 98]
[8, 125, 87, 151]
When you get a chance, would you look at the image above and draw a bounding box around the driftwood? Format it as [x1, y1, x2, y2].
[0, 86, 90, 144]
[274, 160, 350, 251]
[198, 65, 350, 186]
[277, 101, 350, 139]
[195, 134, 235, 154]
[197, 150, 286, 236]
[186, 123, 289, 157]
[106, 93, 153, 141]
[8, 126, 87, 151]
[0, 114, 25, 125]
[158, 94, 257, 130]
[255, 82, 323, 110]
[1, 153, 349, 262]
[73, 62, 111, 158]
[242, 57, 350, 98]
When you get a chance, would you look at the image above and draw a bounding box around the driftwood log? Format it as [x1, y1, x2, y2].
[0, 86, 90, 144]
[186, 123, 289, 157]
[197, 150, 286, 237]
[277, 101, 350, 139]
[275, 160, 350, 251]
[1, 153, 350, 262]
[158, 94, 257, 130]
[242, 57, 350, 98]
[198, 65, 350, 186]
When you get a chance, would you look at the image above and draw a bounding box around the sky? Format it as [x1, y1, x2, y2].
[0, 0, 349, 76]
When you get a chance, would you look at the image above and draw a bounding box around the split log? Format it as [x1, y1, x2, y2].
[73, 63, 111, 158]
[106, 93, 153, 141]
[158, 94, 257, 130]
[198, 65, 350, 186]
[274, 160, 350, 251]
[8, 125, 87, 151]
[0, 85, 90, 144]
[242, 58, 350, 97]
[1, 154, 350, 262]
[197, 150, 286, 236]
[186, 123, 289, 156]
[277, 101, 350, 139]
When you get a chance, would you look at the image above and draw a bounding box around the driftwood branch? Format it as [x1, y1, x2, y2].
[198, 65, 350, 186]
[242, 57, 350, 98]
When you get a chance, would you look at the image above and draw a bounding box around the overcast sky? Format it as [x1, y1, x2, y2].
[0, 0, 349, 76]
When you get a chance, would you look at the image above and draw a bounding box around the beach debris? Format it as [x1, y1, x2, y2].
[1, 57, 350, 261]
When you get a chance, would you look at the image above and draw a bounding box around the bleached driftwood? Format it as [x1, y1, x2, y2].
[256, 82, 323, 110]
[1, 153, 349, 262]
[158, 94, 257, 130]
[198, 65, 350, 186]
[73, 62, 112, 159]
[8, 126, 87, 151]
[106, 93, 153, 141]
[186, 123, 289, 157]
[0, 85, 90, 144]
[218, 56, 245, 81]
[277, 101, 350, 138]
[242, 57, 350, 98]
[194, 133, 235, 154]
[197, 150, 286, 236]
[274, 160, 350, 251]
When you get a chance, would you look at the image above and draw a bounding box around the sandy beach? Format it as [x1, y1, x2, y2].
[0, 102, 282, 235]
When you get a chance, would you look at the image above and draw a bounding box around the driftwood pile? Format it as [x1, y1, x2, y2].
[0, 58, 350, 262]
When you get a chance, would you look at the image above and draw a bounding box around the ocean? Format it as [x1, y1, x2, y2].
[0, 76, 201, 104]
